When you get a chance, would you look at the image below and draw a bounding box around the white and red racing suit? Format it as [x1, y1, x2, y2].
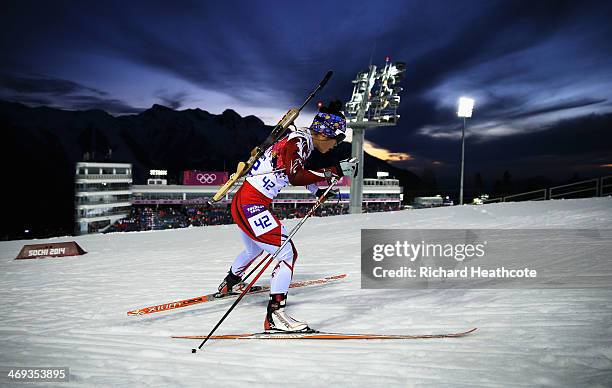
[229, 128, 339, 294]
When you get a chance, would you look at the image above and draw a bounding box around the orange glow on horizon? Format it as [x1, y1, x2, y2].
[363, 141, 413, 162]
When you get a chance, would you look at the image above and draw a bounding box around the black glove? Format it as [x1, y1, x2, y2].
[316, 187, 339, 202]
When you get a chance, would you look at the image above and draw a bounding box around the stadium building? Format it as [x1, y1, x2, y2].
[74, 162, 133, 234]
[131, 171, 402, 209]
[77, 168, 402, 234]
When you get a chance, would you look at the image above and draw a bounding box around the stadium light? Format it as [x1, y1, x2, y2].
[457, 97, 474, 118]
[457, 97, 475, 205]
[345, 57, 406, 214]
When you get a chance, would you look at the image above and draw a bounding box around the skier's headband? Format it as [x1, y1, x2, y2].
[310, 112, 346, 141]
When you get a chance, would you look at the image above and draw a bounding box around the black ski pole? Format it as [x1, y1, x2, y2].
[192, 178, 340, 353]
[192, 256, 274, 353]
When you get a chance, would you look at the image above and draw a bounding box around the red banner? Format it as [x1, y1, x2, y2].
[183, 171, 228, 186]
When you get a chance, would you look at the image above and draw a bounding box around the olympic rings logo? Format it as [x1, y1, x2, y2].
[195, 173, 217, 184]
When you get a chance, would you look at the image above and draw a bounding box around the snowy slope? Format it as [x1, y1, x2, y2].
[1, 197, 611, 387]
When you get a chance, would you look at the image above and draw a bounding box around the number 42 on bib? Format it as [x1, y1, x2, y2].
[248, 210, 278, 236]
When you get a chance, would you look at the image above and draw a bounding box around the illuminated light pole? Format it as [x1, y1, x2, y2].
[345, 57, 405, 214]
[457, 97, 475, 205]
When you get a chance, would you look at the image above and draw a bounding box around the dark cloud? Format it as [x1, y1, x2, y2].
[154, 90, 189, 110]
[0, 73, 140, 114]
[474, 113, 612, 160]
[505, 99, 607, 121]
[62, 95, 143, 114]
[2, 94, 52, 106]
[393, 2, 573, 97]
[392, 97, 609, 143]
[0, 73, 106, 96]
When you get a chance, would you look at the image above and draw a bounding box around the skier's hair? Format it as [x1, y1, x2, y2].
[319, 100, 345, 119]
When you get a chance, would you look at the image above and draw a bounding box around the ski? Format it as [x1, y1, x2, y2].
[127, 274, 347, 316]
[173, 328, 477, 340]
[210, 70, 333, 203]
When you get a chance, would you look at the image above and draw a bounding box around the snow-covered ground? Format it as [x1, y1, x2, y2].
[1, 197, 611, 387]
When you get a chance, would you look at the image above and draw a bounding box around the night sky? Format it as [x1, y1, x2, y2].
[2, 0, 611, 189]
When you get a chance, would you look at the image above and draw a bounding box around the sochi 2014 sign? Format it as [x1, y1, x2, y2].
[16, 241, 87, 260]
[183, 171, 228, 186]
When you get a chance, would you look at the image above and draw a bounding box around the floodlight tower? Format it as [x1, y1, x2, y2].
[457, 97, 475, 205]
[345, 57, 405, 214]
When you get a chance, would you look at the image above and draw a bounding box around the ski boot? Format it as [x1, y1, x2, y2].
[264, 293, 310, 333]
[215, 268, 243, 297]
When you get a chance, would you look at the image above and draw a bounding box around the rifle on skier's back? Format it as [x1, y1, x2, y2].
[209, 71, 334, 203]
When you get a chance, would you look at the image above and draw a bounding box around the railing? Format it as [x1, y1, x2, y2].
[75, 196, 132, 205]
[549, 178, 598, 199]
[483, 175, 611, 204]
[503, 189, 547, 202]
[76, 208, 131, 219]
[483, 197, 502, 203]
[599, 175, 612, 196]
[76, 174, 132, 180]
[76, 186, 131, 193]
[363, 179, 400, 186]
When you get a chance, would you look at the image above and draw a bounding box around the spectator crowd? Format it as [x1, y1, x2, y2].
[106, 202, 401, 233]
